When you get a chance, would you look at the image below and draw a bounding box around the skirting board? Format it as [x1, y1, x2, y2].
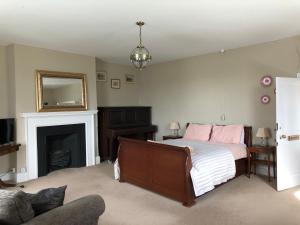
[17, 172, 29, 183]
[2, 172, 28, 183]
[1, 173, 15, 182]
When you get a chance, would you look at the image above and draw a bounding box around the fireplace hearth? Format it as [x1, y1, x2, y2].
[37, 124, 86, 177]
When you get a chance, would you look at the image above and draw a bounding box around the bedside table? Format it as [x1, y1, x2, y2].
[162, 135, 183, 140]
[247, 145, 276, 182]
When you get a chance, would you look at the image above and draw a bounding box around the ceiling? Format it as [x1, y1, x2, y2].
[1, 0, 300, 65]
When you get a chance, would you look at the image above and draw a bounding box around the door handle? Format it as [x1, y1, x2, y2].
[279, 134, 300, 141]
[288, 135, 300, 141]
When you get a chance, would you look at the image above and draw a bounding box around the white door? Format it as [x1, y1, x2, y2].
[276, 77, 300, 191]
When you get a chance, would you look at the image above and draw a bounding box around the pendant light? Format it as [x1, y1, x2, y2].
[130, 21, 152, 70]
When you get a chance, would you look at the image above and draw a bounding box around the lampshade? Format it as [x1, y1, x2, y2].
[256, 128, 271, 138]
[169, 122, 180, 130]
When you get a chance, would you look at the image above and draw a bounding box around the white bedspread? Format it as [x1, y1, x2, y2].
[114, 139, 241, 197]
[162, 139, 236, 196]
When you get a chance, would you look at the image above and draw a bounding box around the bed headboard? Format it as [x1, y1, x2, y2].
[185, 123, 252, 147]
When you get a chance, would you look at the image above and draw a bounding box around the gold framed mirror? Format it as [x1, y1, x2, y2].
[36, 70, 88, 112]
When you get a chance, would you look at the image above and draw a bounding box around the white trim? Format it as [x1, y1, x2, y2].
[21, 110, 98, 182]
[1, 172, 16, 182]
[17, 172, 28, 183]
[21, 110, 98, 118]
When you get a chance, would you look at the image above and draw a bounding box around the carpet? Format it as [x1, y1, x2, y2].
[17, 163, 300, 225]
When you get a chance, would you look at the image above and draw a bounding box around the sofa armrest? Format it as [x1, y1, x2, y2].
[22, 195, 105, 225]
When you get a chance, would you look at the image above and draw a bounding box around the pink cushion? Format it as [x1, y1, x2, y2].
[183, 124, 212, 141]
[210, 125, 244, 144]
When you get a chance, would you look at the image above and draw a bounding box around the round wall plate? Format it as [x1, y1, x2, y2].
[261, 95, 270, 104]
[261, 75, 272, 87]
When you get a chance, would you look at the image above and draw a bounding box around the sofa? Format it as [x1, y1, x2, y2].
[22, 195, 105, 225]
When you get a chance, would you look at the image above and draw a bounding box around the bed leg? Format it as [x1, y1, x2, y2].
[182, 200, 195, 207]
[119, 174, 125, 183]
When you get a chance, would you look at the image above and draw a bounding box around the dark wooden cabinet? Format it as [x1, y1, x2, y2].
[98, 107, 157, 161]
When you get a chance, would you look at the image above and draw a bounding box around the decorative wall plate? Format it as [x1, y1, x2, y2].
[260, 75, 272, 87]
[261, 95, 270, 104]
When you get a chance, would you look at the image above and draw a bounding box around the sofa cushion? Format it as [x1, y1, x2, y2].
[0, 190, 34, 225]
[25, 186, 67, 216]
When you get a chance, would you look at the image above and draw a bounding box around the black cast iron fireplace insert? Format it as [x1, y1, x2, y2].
[37, 124, 86, 177]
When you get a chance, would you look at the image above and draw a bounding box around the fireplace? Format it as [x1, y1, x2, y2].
[37, 124, 86, 177]
[21, 110, 97, 182]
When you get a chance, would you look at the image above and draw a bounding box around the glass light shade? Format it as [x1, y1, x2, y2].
[130, 45, 152, 70]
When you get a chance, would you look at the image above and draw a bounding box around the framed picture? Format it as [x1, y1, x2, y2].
[111, 79, 120, 89]
[96, 71, 107, 82]
[125, 74, 136, 83]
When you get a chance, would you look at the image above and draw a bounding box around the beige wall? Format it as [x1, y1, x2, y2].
[13, 44, 97, 114]
[139, 36, 300, 144]
[0, 46, 8, 118]
[96, 58, 140, 106]
[0, 45, 17, 173]
[2, 44, 97, 172]
[6, 45, 16, 118]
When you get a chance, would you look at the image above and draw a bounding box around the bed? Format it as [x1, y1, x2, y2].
[117, 125, 252, 206]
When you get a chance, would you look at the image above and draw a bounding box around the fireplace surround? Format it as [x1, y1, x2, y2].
[21, 110, 97, 181]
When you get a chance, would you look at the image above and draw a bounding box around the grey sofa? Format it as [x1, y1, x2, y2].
[22, 195, 105, 225]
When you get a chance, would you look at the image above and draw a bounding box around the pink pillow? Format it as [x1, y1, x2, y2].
[210, 125, 244, 144]
[183, 124, 212, 141]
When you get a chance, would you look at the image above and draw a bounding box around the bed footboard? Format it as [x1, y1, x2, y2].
[118, 137, 195, 206]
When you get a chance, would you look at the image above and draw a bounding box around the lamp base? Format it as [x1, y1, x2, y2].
[260, 138, 269, 147]
[172, 130, 179, 137]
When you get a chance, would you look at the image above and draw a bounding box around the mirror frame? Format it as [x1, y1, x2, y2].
[36, 70, 88, 112]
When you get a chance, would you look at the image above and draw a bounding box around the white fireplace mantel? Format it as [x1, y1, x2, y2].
[21, 110, 98, 181]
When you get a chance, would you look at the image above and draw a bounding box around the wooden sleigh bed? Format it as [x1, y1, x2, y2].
[117, 126, 252, 207]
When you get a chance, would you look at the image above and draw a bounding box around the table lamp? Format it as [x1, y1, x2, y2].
[256, 128, 271, 146]
[169, 121, 180, 136]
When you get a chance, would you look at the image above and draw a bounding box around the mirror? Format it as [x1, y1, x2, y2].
[36, 70, 87, 112]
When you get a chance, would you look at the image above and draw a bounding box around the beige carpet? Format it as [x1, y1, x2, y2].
[16, 163, 300, 225]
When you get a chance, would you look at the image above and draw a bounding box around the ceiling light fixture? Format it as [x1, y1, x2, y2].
[130, 21, 152, 70]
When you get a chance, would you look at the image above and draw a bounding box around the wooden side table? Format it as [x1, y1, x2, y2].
[247, 145, 276, 182]
[162, 135, 183, 140]
[0, 144, 21, 188]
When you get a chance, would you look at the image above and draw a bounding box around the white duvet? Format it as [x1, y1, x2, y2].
[114, 139, 239, 197]
[162, 139, 236, 197]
